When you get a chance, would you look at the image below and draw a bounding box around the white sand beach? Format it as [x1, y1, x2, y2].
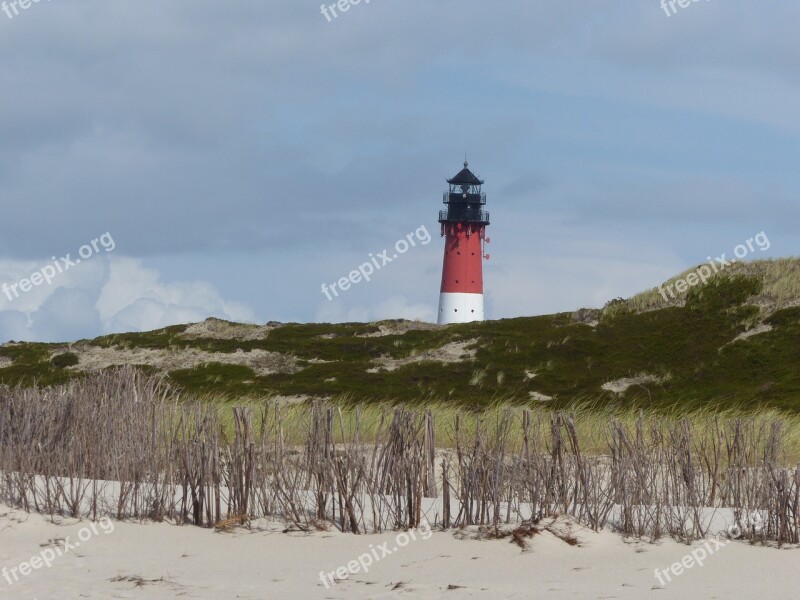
[1, 505, 796, 600]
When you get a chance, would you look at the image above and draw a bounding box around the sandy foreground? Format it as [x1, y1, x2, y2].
[0, 505, 796, 600]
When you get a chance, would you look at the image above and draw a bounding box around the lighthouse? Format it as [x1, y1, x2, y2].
[437, 161, 490, 325]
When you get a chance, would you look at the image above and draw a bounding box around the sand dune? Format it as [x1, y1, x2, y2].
[0, 505, 796, 600]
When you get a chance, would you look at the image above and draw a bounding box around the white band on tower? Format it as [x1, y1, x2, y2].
[437, 292, 484, 324]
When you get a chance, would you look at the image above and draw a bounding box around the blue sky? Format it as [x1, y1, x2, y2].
[0, 0, 797, 342]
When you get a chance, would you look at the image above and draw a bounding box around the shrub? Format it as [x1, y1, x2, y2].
[51, 352, 80, 369]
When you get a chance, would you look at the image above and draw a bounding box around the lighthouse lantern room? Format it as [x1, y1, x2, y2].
[437, 161, 490, 325]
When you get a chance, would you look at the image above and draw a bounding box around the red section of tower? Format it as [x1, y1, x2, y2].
[440, 223, 485, 294]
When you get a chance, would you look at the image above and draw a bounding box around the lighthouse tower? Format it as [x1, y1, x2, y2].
[437, 161, 490, 325]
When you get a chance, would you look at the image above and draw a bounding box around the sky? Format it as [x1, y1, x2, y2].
[0, 0, 797, 342]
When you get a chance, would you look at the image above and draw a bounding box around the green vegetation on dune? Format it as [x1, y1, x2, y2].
[169, 363, 260, 398]
[91, 324, 190, 350]
[0, 343, 76, 386]
[51, 352, 80, 369]
[1, 260, 800, 412]
[203, 397, 800, 462]
[621, 257, 800, 314]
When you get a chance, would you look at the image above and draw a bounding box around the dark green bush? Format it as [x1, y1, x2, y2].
[51, 352, 80, 369]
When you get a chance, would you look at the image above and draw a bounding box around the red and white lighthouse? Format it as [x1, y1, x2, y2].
[437, 161, 490, 325]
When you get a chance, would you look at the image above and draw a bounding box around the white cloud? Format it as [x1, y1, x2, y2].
[0, 255, 256, 342]
[97, 257, 255, 334]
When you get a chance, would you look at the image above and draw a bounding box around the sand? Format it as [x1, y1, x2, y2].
[0, 504, 796, 600]
[367, 340, 478, 373]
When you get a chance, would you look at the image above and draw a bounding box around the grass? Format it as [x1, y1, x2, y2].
[621, 257, 800, 314]
[201, 394, 800, 464]
[1, 260, 799, 412]
[0, 343, 76, 386]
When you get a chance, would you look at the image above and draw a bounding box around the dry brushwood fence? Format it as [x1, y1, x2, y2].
[0, 368, 798, 544]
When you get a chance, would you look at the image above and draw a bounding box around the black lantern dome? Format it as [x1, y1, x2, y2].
[447, 161, 485, 187]
[439, 161, 489, 225]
